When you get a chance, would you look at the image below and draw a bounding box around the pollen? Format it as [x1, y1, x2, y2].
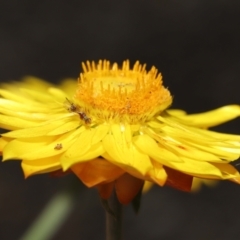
[75, 60, 172, 123]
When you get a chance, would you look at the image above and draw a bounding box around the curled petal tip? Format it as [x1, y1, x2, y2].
[230, 176, 240, 184]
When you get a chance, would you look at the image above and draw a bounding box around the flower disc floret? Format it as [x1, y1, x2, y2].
[75, 60, 172, 123]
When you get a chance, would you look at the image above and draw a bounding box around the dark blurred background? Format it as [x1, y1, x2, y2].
[0, 0, 240, 239]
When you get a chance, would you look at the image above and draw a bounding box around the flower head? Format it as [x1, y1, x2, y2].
[0, 60, 240, 204]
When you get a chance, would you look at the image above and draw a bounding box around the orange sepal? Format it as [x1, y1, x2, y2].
[71, 158, 125, 187]
[164, 166, 193, 192]
[115, 173, 144, 205]
[97, 182, 114, 199]
[49, 169, 72, 178]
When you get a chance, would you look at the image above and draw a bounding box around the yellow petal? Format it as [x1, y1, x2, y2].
[48, 87, 68, 101]
[193, 127, 240, 141]
[20, 88, 55, 103]
[0, 137, 9, 152]
[62, 128, 98, 159]
[183, 140, 240, 161]
[158, 115, 235, 143]
[191, 178, 218, 192]
[134, 133, 221, 163]
[135, 135, 224, 177]
[146, 161, 167, 186]
[147, 119, 240, 162]
[21, 76, 53, 90]
[22, 156, 61, 177]
[3, 127, 85, 161]
[110, 156, 167, 186]
[47, 118, 80, 135]
[2, 115, 78, 138]
[0, 98, 56, 113]
[3, 136, 57, 160]
[0, 114, 38, 130]
[61, 126, 108, 169]
[133, 134, 183, 162]
[91, 124, 110, 145]
[211, 162, 240, 179]
[166, 158, 223, 178]
[142, 181, 154, 193]
[166, 109, 186, 116]
[167, 105, 240, 128]
[0, 107, 63, 121]
[158, 123, 221, 142]
[102, 123, 153, 177]
[61, 142, 105, 170]
[59, 78, 77, 97]
[0, 89, 38, 104]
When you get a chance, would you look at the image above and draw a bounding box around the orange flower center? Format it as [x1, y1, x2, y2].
[74, 60, 172, 123]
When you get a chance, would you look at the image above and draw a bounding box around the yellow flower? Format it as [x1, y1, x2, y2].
[0, 60, 240, 204]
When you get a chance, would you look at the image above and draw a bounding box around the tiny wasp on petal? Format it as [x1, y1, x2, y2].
[66, 98, 91, 124]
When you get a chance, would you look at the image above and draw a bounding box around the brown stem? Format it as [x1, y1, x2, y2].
[106, 190, 122, 240]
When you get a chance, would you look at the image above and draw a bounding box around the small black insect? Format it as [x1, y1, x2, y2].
[78, 111, 91, 124]
[54, 143, 63, 150]
[66, 98, 91, 124]
[66, 98, 78, 112]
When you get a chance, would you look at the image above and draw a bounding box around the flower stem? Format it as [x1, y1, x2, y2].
[106, 190, 122, 240]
